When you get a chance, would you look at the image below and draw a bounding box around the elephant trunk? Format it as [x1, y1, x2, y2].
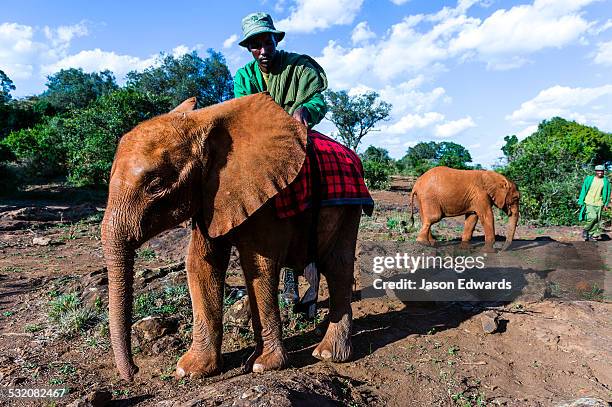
[502, 205, 519, 251]
[102, 217, 139, 382]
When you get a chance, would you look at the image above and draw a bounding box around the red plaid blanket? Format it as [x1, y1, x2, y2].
[275, 130, 374, 218]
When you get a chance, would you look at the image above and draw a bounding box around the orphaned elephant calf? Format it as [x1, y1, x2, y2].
[101, 94, 372, 381]
[409, 166, 520, 251]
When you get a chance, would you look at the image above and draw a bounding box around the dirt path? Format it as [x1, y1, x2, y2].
[0, 188, 610, 406]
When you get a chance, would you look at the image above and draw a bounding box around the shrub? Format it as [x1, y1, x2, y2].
[363, 159, 393, 190]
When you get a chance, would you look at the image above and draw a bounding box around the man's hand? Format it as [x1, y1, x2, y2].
[292, 107, 310, 127]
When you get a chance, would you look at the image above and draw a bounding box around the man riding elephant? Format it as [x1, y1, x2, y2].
[234, 12, 329, 316]
[234, 12, 328, 129]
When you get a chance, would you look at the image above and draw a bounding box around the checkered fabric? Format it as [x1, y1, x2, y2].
[274, 130, 374, 218]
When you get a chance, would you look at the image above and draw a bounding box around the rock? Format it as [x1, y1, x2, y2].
[32, 236, 51, 246]
[152, 335, 181, 354]
[224, 296, 251, 326]
[481, 310, 499, 334]
[555, 398, 609, 407]
[132, 316, 178, 342]
[67, 389, 112, 407]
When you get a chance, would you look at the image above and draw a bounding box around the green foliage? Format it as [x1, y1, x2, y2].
[363, 160, 393, 190]
[41, 68, 118, 113]
[48, 293, 101, 336]
[61, 89, 170, 186]
[0, 69, 16, 104]
[360, 145, 395, 189]
[399, 141, 473, 175]
[500, 117, 612, 225]
[126, 50, 233, 108]
[325, 90, 392, 151]
[361, 145, 393, 164]
[1, 117, 66, 177]
[133, 284, 190, 321]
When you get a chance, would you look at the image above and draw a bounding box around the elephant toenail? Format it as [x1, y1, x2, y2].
[321, 350, 332, 359]
[252, 363, 265, 373]
[176, 367, 185, 378]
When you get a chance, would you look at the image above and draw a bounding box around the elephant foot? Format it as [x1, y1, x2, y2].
[312, 318, 352, 362]
[481, 244, 496, 253]
[459, 241, 471, 250]
[245, 344, 288, 373]
[175, 347, 221, 379]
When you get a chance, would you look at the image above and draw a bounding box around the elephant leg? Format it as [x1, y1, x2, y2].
[240, 252, 287, 373]
[417, 199, 441, 246]
[479, 208, 496, 252]
[176, 221, 230, 379]
[460, 213, 478, 248]
[313, 207, 360, 362]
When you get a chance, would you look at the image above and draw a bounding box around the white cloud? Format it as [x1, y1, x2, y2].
[448, 0, 596, 68]
[351, 22, 376, 45]
[43, 22, 88, 48]
[277, 0, 364, 33]
[389, 0, 410, 5]
[0, 22, 46, 80]
[41, 49, 157, 78]
[385, 112, 445, 134]
[507, 84, 612, 125]
[594, 40, 612, 66]
[434, 116, 476, 138]
[223, 34, 238, 49]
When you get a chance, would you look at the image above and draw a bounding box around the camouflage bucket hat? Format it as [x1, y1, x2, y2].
[239, 12, 285, 48]
[594, 165, 605, 171]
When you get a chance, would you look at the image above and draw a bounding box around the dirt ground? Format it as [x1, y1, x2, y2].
[0, 186, 610, 406]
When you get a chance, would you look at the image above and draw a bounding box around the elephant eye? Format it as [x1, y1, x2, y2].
[146, 177, 166, 195]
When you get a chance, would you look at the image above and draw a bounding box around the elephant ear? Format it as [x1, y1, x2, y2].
[481, 171, 509, 209]
[192, 93, 307, 238]
[171, 97, 197, 113]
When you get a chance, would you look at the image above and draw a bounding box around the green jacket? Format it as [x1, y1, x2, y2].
[578, 175, 611, 221]
[233, 50, 328, 129]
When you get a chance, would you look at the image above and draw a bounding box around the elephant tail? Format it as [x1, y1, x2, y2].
[408, 189, 417, 231]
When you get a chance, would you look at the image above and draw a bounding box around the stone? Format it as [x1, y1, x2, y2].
[223, 296, 251, 326]
[132, 316, 178, 342]
[481, 310, 499, 334]
[32, 236, 51, 246]
[555, 398, 609, 407]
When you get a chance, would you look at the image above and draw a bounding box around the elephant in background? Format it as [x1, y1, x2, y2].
[409, 166, 520, 251]
[101, 93, 364, 382]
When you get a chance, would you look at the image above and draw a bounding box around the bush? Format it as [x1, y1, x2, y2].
[363, 160, 393, 190]
[500, 117, 612, 225]
[1, 117, 66, 177]
[62, 89, 171, 186]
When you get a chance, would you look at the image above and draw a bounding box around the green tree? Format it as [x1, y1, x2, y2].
[126, 50, 233, 108]
[361, 145, 393, 164]
[0, 69, 16, 104]
[500, 117, 612, 225]
[41, 68, 118, 113]
[61, 88, 170, 186]
[399, 141, 473, 175]
[360, 145, 395, 189]
[325, 90, 392, 152]
[501, 134, 519, 162]
[436, 141, 472, 169]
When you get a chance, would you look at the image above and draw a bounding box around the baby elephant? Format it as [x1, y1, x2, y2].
[409, 166, 520, 251]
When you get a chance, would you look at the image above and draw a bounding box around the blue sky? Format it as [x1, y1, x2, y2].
[2, 0, 612, 166]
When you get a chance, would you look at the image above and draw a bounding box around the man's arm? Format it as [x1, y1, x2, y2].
[233, 69, 250, 99]
[298, 92, 327, 128]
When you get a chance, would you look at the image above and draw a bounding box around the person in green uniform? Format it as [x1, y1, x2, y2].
[234, 12, 329, 316]
[578, 165, 611, 241]
[233, 12, 328, 129]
